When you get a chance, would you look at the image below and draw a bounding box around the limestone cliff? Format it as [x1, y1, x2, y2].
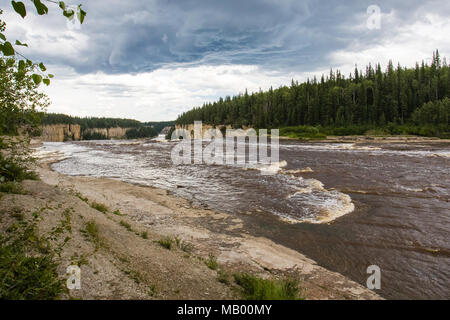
[41, 125, 130, 142]
[174, 124, 254, 138]
[41, 124, 81, 142]
[83, 127, 130, 139]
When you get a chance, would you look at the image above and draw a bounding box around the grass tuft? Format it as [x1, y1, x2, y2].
[113, 209, 124, 216]
[233, 273, 302, 300]
[81, 221, 101, 249]
[75, 192, 88, 203]
[119, 220, 133, 232]
[157, 236, 174, 250]
[90, 201, 108, 213]
[205, 254, 218, 270]
[217, 270, 232, 285]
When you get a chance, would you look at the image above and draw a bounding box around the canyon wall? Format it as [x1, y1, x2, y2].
[83, 127, 130, 139]
[174, 124, 254, 138]
[41, 124, 81, 142]
[41, 125, 130, 142]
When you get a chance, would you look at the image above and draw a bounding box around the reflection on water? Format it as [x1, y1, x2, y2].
[36, 139, 450, 299]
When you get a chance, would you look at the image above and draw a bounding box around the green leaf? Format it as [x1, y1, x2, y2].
[18, 60, 25, 72]
[38, 62, 46, 72]
[15, 40, 28, 47]
[1, 41, 15, 56]
[43, 78, 50, 86]
[48, 74, 54, 78]
[0, 33, 5, 41]
[11, 1, 27, 19]
[33, 0, 48, 15]
[77, 5, 86, 24]
[26, 59, 33, 66]
[32, 74, 42, 85]
[63, 9, 75, 20]
[58, 1, 66, 10]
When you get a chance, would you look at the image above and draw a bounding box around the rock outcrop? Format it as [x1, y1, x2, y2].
[41, 125, 130, 142]
[41, 124, 81, 142]
[83, 127, 130, 139]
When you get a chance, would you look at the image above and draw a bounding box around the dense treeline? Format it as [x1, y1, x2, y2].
[41, 113, 142, 131]
[125, 126, 158, 139]
[176, 51, 449, 137]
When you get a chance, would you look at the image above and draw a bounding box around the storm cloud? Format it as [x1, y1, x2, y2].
[1, 0, 449, 120]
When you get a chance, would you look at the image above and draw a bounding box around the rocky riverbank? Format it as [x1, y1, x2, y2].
[0, 149, 382, 299]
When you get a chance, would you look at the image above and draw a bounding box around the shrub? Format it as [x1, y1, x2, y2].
[0, 224, 64, 299]
[0, 154, 38, 183]
[0, 181, 26, 194]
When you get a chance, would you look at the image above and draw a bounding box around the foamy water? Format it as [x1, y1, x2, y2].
[36, 141, 356, 224]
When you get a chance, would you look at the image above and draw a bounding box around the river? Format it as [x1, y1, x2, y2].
[37, 138, 450, 299]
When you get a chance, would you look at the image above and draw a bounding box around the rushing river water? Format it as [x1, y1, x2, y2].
[37, 138, 450, 299]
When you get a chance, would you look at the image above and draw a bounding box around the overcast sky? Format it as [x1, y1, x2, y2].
[1, 0, 449, 121]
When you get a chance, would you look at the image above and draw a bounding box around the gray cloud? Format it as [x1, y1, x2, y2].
[2, 0, 450, 121]
[3, 0, 448, 75]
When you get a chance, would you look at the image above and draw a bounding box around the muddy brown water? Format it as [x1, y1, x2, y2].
[38, 139, 450, 299]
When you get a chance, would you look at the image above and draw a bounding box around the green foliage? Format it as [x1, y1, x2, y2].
[140, 231, 148, 239]
[177, 51, 450, 138]
[82, 131, 108, 140]
[112, 209, 123, 216]
[90, 201, 108, 213]
[0, 58, 49, 136]
[233, 273, 301, 300]
[217, 270, 232, 285]
[279, 124, 450, 139]
[157, 236, 174, 250]
[82, 221, 101, 248]
[125, 126, 158, 139]
[279, 126, 327, 139]
[75, 192, 88, 202]
[119, 220, 133, 232]
[0, 181, 26, 194]
[412, 98, 449, 126]
[165, 126, 175, 140]
[0, 223, 64, 299]
[205, 254, 218, 270]
[11, 1, 27, 19]
[0, 153, 38, 183]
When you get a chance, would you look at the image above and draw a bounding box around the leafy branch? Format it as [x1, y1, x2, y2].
[0, 1, 86, 86]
